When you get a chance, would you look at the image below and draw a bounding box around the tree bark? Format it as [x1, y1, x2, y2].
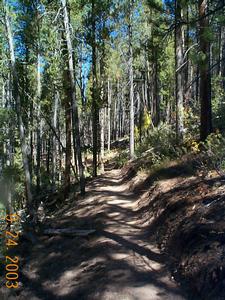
[52, 88, 59, 188]
[198, 0, 212, 141]
[63, 69, 72, 198]
[152, 47, 160, 126]
[116, 80, 120, 140]
[36, 53, 42, 193]
[61, 0, 85, 194]
[175, 0, 184, 141]
[91, 0, 99, 177]
[221, 26, 225, 88]
[128, 0, 135, 159]
[107, 80, 111, 151]
[99, 108, 105, 173]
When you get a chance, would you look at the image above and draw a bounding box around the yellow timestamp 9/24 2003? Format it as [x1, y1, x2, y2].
[1, 212, 20, 289]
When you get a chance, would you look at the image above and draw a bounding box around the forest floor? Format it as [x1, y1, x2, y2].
[1, 157, 225, 299]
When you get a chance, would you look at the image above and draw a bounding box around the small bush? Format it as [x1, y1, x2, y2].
[184, 107, 200, 140]
[192, 132, 225, 177]
[136, 123, 177, 162]
[114, 150, 129, 168]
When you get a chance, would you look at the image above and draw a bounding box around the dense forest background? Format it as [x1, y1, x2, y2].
[0, 0, 225, 219]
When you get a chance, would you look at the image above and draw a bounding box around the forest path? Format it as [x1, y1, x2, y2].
[16, 169, 186, 300]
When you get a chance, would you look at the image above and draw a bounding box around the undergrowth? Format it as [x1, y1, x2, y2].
[115, 124, 225, 178]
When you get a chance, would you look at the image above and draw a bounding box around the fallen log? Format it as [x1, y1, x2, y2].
[43, 228, 96, 236]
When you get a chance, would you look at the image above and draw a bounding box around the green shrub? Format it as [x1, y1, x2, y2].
[114, 150, 129, 168]
[193, 132, 225, 177]
[136, 123, 177, 160]
[184, 107, 200, 139]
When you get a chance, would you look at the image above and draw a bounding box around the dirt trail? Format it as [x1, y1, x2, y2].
[13, 169, 186, 300]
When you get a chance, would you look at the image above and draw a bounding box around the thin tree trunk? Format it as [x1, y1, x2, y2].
[175, 0, 184, 141]
[129, 0, 135, 159]
[58, 125, 62, 188]
[152, 48, 160, 126]
[52, 88, 59, 188]
[198, 0, 212, 141]
[113, 93, 117, 140]
[61, 0, 85, 194]
[91, 0, 99, 177]
[99, 108, 105, 173]
[5, 78, 13, 214]
[46, 137, 51, 174]
[64, 86, 72, 198]
[116, 80, 120, 140]
[221, 26, 225, 88]
[138, 91, 142, 143]
[107, 80, 111, 151]
[36, 53, 42, 193]
[184, 3, 190, 105]
[121, 86, 125, 137]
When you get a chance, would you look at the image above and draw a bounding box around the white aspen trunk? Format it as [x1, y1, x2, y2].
[52, 88, 59, 188]
[99, 108, 105, 173]
[107, 80, 111, 151]
[36, 53, 42, 193]
[129, 0, 135, 159]
[175, 0, 184, 141]
[113, 94, 117, 140]
[116, 80, 120, 140]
